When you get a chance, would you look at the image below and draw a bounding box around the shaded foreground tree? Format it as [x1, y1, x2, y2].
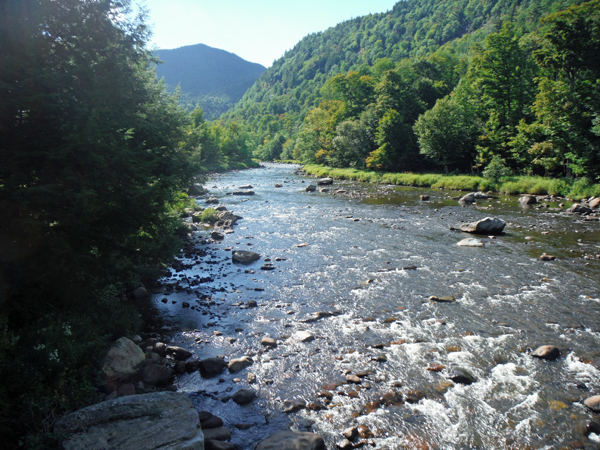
[0, 0, 197, 446]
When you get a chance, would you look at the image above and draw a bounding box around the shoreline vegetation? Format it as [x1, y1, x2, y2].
[300, 164, 600, 200]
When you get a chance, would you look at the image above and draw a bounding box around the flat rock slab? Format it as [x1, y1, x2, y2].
[255, 431, 325, 450]
[456, 238, 484, 247]
[54, 391, 203, 450]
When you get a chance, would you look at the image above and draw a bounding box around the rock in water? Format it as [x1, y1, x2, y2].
[584, 396, 600, 412]
[590, 198, 600, 209]
[293, 331, 315, 343]
[317, 178, 333, 185]
[228, 356, 253, 373]
[569, 203, 593, 214]
[233, 190, 255, 196]
[456, 238, 484, 247]
[429, 295, 455, 303]
[282, 399, 306, 413]
[519, 195, 537, 205]
[460, 217, 506, 235]
[459, 193, 476, 203]
[199, 357, 228, 377]
[232, 389, 256, 405]
[255, 431, 325, 450]
[166, 346, 192, 361]
[232, 250, 260, 264]
[447, 368, 477, 385]
[305, 185, 316, 192]
[211, 231, 224, 240]
[54, 392, 203, 450]
[101, 337, 145, 381]
[139, 364, 174, 386]
[531, 345, 560, 360]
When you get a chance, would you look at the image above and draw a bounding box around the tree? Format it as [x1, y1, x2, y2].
[0, 0, 197, 445]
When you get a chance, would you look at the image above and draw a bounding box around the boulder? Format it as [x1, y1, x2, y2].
[232, 389, 256, 405]
[531, 345, 560, 360]
[154, 342, 167, 356]
[569, 203, 593, 214]
[203, 427, 231, 441]
[188, 184, 207, 196]
[336, 439, 353, 450]
[584, 395, 600, 413]
[305, 185, 316, 192]
[261, 337, 277, 348]
[456, 238, 484, 247]
[519, 195, 537, 205]
[228, 356, 253, 373]
[255, 431, 325, 450]
[232, 250, 260, 264]
[447, 368, 477, 385]
[460, 217, 506, 235]
[293, 331, 315, 343]
[205, 441, 235, 450]
[317, 178, 333, 186]
[199, 358, 228, 378]
[275, 183, 283, 188]
[205, 197, 219, 204]
[199, 413, 224, 430]
[238, 185, 253, 189]
[54, 391, 203, 450]
[130, 286, 149, 299]
[166, 346, 193, 361]
[101, 337, 145, 381]
[216, 211, 242, 225]
[429, 295, 455, 303]
[233, 190, 255, 196]
[211, 231, 224, 241]
[540, 254, 556, 261]
[420, 195, 430, 201]
[590, 198, 600, 209]
[139, 364, 174, 387]
[282, 399, 306, 413]
[459, 193, 476, 203]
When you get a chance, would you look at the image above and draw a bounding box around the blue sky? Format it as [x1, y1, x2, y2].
[141, 0, 398, 67]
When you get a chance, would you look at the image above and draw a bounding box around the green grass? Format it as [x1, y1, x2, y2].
[274, 159, 303, 164]
[302, 164, 600, 199]
[200, 208, 219, 223]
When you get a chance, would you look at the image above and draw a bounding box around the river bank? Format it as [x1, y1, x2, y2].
[302, 164, 600, 200]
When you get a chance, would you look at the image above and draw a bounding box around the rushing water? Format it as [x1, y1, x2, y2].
[155, 163, 600, 450]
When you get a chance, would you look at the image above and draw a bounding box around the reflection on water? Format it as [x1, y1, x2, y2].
[156, 164, 600, 449]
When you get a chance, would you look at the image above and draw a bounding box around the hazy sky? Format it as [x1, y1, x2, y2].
[141, 0, 398, 67]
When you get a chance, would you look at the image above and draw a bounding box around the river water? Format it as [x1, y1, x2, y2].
[155, 163, 600, 450]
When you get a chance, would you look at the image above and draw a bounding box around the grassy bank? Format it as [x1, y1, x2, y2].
[303, 164, 600, 200]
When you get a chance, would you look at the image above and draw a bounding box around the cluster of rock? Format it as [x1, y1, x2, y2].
[568, 197, 600, 215]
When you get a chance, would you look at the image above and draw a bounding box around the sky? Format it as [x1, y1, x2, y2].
[141, 0, 399, 67]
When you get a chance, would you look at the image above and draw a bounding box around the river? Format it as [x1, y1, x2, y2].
[154, 163, 600, 450]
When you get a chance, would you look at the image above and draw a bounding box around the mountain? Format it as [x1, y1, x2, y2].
[155, 43, 266, 118]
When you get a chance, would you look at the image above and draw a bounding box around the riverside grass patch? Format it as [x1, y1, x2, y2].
[302, 165, 600, 199]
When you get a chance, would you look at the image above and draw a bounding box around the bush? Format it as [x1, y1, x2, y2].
[200, 208, 219, 223]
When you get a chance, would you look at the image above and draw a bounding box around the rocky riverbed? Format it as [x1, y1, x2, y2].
[60, 163, 600, 449]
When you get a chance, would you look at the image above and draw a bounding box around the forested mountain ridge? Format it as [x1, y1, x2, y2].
[219, 0, 599, 183]
[156, 43, 266, 119]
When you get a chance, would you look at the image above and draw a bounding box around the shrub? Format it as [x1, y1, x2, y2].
[200, 208, 219, 223]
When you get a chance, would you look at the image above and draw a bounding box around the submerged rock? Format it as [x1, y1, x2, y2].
[447, 368, 477, 385]
[54, 392, 203, 450]
[255, 431, 325, 450]
[456, 238, 484, 247]
[460, 217, 506, 235]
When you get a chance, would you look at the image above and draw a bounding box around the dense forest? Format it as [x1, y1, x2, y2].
[0, 0, 254, 447]
[220, 0, 600, 184]
[156, 44, 266, 119]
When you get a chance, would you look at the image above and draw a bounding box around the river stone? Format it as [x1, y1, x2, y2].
[283, 399, 306, 413]
[429, 295, 455, 303]
[102, 337, 145, 381]
[200, 414, 224, 430]
[261, 337, 277, 348]
[456, 238, 484, 247]
[211, 231, 224, 240]
[238, 185, 253, 189]
[203, 427, 231, 441]
[154, 342, 167, 356]
[205, 441, 236, 450]
[584, 396, 600, 412]
[233, 190, 255, 196]
[459, 193, 476, 203]
[569, 203, 593, 214]
[199, 357, 228, 377]
[317, 178, 333, 186]
[139, 364, 174, 386]
[293, 331, 315, 343]
[590, 198, 600, 209]
[460, 217, 506, 235]
[54, 391, 203, 450]
[346, 375, 361, 384]
[539, 253, 556, 261]
[420, 195, 430, 201]
[336, 439, 353, 450]
[130, 286, 149, 299]
[216, 211, 241, 224]
[447, 368, 477, 385]
[166, 346, 193, 361]
[205, 197, 219, 204]
[232, 389, 256, 405]
[305, 185, 316, 192]
[531, 345, 560, 360]
[228, 356, 253, 373]
[232, 250, 260, 264]
[342, 427, 358, 440]
[275, 183, 283, 188]
[519, 195, 537, 205]
[255, 431, 325, 450]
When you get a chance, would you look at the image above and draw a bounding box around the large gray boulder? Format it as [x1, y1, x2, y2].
[233, 190, 255, 196]
[54, 392, 204, 450]
[232, 250, 261, 264]
[590, 198, 600, 209]
[569, 203, 593, 214]
[460, 217, 506, 235]
[317, 178, 333, 186]
[216, 211, 242, 225]
[305, 185, 316, 192]
[255, 431, 325, 450]
[101, 337, 145, 381]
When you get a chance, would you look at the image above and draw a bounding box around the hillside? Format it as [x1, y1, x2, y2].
[156, 44, 266, 118]
[219, 0, 599, 181]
